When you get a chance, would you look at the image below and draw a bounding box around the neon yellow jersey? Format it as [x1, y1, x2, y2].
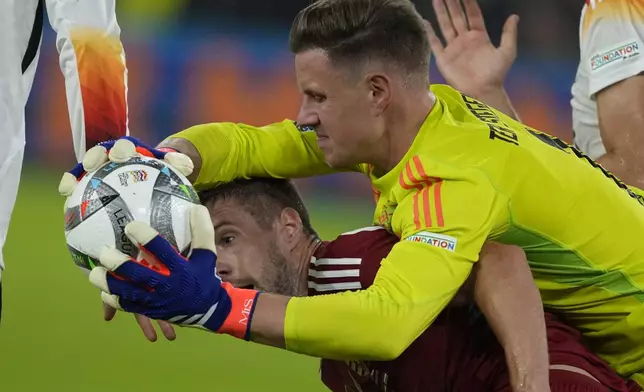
[173, 85, 644, 384]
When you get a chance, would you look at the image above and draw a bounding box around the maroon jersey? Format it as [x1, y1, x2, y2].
[310, 227, 635, 392]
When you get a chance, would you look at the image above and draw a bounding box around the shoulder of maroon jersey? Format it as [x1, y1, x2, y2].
[309, 226, 399, 295]
[321, 226, 399, 259]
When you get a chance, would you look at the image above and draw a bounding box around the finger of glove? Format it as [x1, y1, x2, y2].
[108, 138, 138, 163]
[83, 145, 110, 173]
[101, 246, 165, 285]
[59, 172, 79, 197]
[89, 266, 112, 294]
[125, 221, 183, 271]
[190, 204, 217, 254]
[163, 152, 194, 177]
[100, 291, 122, 311]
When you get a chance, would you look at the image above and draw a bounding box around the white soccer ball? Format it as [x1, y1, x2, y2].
[64, 156, 200, 274]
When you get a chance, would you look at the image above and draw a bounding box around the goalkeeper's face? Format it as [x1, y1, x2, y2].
[206, 198, 308, 296]
[294, 49, 388, 169]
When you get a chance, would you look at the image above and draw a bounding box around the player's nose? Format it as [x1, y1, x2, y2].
[214, 256, 232, 280]
[296, 104, 319, 130]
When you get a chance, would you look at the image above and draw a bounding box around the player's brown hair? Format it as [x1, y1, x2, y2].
[199, 178, 317, 238]
[289, 0, 429, 80]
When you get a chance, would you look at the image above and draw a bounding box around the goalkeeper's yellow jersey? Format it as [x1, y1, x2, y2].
[173, 84, 644, 384]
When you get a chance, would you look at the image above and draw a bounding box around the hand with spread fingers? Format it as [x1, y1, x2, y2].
[426, 0, 519, 117]
[58, 136, 193, 197]
[59, 136, 194, 342]
[88, 204, 260, 339]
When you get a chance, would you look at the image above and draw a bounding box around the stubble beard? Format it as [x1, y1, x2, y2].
[261, 243, 305, 297]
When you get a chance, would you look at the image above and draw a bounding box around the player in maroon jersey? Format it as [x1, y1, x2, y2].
[198, 178, 637, 392]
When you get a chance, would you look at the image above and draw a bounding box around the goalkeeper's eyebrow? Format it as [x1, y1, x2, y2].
[213, 220, 236, 231]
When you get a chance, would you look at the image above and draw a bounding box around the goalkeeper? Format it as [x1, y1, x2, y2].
[61, 0, 644, 389]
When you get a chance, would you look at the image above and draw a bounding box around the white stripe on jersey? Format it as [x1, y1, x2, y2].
[308, 268, 360, 278]
[340, 226, 385, 236]
[314, 257, 362, 266]
[309, 256, 363, 293]
[308, 281, 362, 291]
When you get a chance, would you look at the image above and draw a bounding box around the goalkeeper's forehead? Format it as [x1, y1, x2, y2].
[206, 196, 280, 233]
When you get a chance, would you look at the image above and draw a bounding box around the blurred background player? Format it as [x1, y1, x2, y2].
[572, 0, 644, 189]
[426, 0, 644, 189]
[200, 177, 636, 392]
[0, 0, 128, 321]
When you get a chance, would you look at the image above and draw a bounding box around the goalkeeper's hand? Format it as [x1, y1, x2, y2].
[88, 204, 260, 339]
[58, 136, 194, 197]
[103, 303, 177, 342]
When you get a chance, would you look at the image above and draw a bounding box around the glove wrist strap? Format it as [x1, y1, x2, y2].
[218, 283, 260, 340]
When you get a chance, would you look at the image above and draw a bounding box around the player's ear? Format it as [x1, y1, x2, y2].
[278, 208, 303, 248]
[365, 72, 392, 115]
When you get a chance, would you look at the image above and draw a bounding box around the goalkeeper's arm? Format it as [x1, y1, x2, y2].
[159, 121, 362, 187]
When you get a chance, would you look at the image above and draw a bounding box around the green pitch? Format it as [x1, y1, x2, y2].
[0, 168, 374, 391]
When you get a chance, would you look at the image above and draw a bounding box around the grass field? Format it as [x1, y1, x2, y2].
[0, 168, 374, 391]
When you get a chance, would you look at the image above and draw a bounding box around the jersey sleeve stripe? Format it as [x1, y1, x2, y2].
[413, 191, 422, 230]
[309, 269, 360, 278]
[314, 257, 363, 266]
[308, 281, 362, 292]
[433, 180, 445, 227]
[421, 187, 433, 228]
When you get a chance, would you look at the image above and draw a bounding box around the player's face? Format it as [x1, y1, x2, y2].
[206, 199, 304, 296]
[294, 49, 385, 168]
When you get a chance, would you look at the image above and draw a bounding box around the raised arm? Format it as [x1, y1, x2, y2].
[159, 120, 357, 187]
[580, 0, 644, 189]
[45, 0, 129, 160]
[425, 0, 520, 120]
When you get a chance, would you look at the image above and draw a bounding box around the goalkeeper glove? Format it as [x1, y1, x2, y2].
[59, 136, 193, 196]
[89, 204, 260, 339]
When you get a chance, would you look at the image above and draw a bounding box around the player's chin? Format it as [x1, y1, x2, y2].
[322, 149, 349, 169]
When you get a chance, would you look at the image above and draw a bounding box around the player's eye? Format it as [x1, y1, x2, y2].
[306, 92, 326, 104]
[218, 235, 235, 247]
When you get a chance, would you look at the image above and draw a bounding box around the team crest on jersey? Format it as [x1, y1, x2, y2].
[591, 41, 641, 72]
[377, 200, 397, 231]
[405, 231, 457, 252]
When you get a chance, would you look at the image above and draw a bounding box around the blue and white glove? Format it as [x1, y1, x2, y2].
[88, 204, 260, 339]
[59, 136, 193, 196]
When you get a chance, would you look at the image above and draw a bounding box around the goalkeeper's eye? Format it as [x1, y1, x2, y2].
[221, 236, 235, 247]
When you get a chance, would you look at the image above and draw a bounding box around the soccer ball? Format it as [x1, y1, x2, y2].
[64, 156, 200, 273]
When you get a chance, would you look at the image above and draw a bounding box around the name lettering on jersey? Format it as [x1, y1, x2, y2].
[398, 156, 445, 230]
[461, 94, 519, 146]
[528, 127, 644, 206]
[405, 231, 457, 252]
[591, 41, 641, 72]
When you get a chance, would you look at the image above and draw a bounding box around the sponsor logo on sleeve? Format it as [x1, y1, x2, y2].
[591, 41, 641, 72]
[404, 231, 457, 252]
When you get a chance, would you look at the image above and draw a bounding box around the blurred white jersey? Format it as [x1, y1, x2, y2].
[571, 0, 644, 159]
[0, 0, 129, 278]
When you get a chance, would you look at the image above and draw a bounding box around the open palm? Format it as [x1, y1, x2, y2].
[427, 0, 519, 96]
